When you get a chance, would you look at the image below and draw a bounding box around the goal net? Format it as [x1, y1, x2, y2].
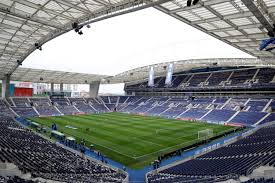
[198, 129, 213, 140]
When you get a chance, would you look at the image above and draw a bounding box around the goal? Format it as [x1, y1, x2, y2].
[198, 129, 213, 140]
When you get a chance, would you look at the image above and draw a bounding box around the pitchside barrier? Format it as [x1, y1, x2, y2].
[72, 112, 86, 115]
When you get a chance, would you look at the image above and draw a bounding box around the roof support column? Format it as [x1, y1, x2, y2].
[2, 75, 10, 99]
[50, 83, 54, 93]
[89, 81, 100, 98]
[60, 83, 63, 92]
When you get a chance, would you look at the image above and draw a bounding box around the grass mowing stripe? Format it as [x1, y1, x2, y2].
[28, 112, 237, 169]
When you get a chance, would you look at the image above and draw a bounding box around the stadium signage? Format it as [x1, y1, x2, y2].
[195, 134, 241, 155]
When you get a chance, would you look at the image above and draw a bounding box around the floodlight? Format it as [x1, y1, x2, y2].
[193, 0, 199, 5]
[35, 43, 42, 51]
[187, 0, 192, 7]
[72, 22, 78, 29]
[17, 60, 22, 66]
[268, 31, 274, 37]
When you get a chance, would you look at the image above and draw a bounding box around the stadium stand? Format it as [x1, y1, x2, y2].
[229, 112, 268, 126]
[29, 98, 51, 107]
[101, 96, 110, 104]
[1, 68, 274, 183]
[5, 95, 275, 127]
[35, 105, 60, 116]
[260, 114, 275, 125]
[229, 69, 257, 86]
[147, 125, 275, 183]
[11, 107, 37, 118]
[56, 105, 79, 115]
[255, 68, 275, 85]
[242, 178, 275, 183]
[12, 98, 31, 107]
[207, 71, 232, 87]
[116, 96, 275, 126]
[51, 98, 69, 106]
[0, 176, 37, 183]
[90, 103, 109, 112]
[118, 96, 129, 104]
[0, 70, 274, 183]
[0, 100, 13, 117]
[187, 73, 210, 87]
[69, 98, 97, 113]
[202, 109, 237, 123]
[125, 67, 275, 90]
[48, 97, 79, 115]
[0, 116, 127, 182]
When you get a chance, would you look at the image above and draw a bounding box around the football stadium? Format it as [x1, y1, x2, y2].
[1, 0, 275, 183]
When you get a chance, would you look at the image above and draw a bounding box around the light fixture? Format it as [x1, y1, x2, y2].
[72, 22, 84, 35]
[187, 0, 192, 7]
[193, 0, 199, 5]
[17, 60, 22, 66]
[78, 30, 83, 35]
[35, 43, 42, 51]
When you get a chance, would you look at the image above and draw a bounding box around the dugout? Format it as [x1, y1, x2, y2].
[65, 137, 76, 147]
[51, 130, 65, 141]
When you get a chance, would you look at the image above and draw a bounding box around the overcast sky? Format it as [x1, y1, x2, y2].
[23, 8, 253, 76]
[22, 8, 254, 95]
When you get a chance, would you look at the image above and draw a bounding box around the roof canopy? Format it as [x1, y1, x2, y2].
[10, 67, 109, 84]
[156, 0, 275, 58]
[0, 0, 168, 78]
[1, 0, 275, 84]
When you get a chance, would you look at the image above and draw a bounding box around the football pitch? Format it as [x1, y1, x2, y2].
[28, 112, 237, 169]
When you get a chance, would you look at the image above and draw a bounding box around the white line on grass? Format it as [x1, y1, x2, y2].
[133, 137, 165, 147]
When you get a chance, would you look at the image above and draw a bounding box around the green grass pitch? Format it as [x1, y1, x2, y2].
[28, 112, 237, 169]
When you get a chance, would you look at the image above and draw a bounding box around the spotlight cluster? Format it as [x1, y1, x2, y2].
[187, 0, 199, 7]
[34, 43, 42, 51]
[72, 22, 84, 35]
[17, 60, 22, 66]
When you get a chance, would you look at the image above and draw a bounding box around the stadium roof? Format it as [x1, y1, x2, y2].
[109, 58, 275, 83]
[1, 0, 275, 84]
[10, 67, 109, 84]
[156, 0, 275, 58]
[0, 0, 169, 77]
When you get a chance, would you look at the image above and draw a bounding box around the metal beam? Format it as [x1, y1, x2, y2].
[169, 0, 232, 14]
[79, 0, 172, 26]
[241, 0, 274, 33]
[0, 37, 33, 47]
[53, 0, 91, 14]
[209, 24, 263, 32]
[0, 22, 46, 37]
[7, 0, 173, 76]
[0, 49, 24, 56]
[154, 5, 254, 57]
[11, 0, 74, 20]
[0, 2, 61, 29]
[224, 33, 266, 39]
[192, 11, 253, 24]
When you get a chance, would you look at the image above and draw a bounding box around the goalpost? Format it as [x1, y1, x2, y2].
[198, 129, 213, 140]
